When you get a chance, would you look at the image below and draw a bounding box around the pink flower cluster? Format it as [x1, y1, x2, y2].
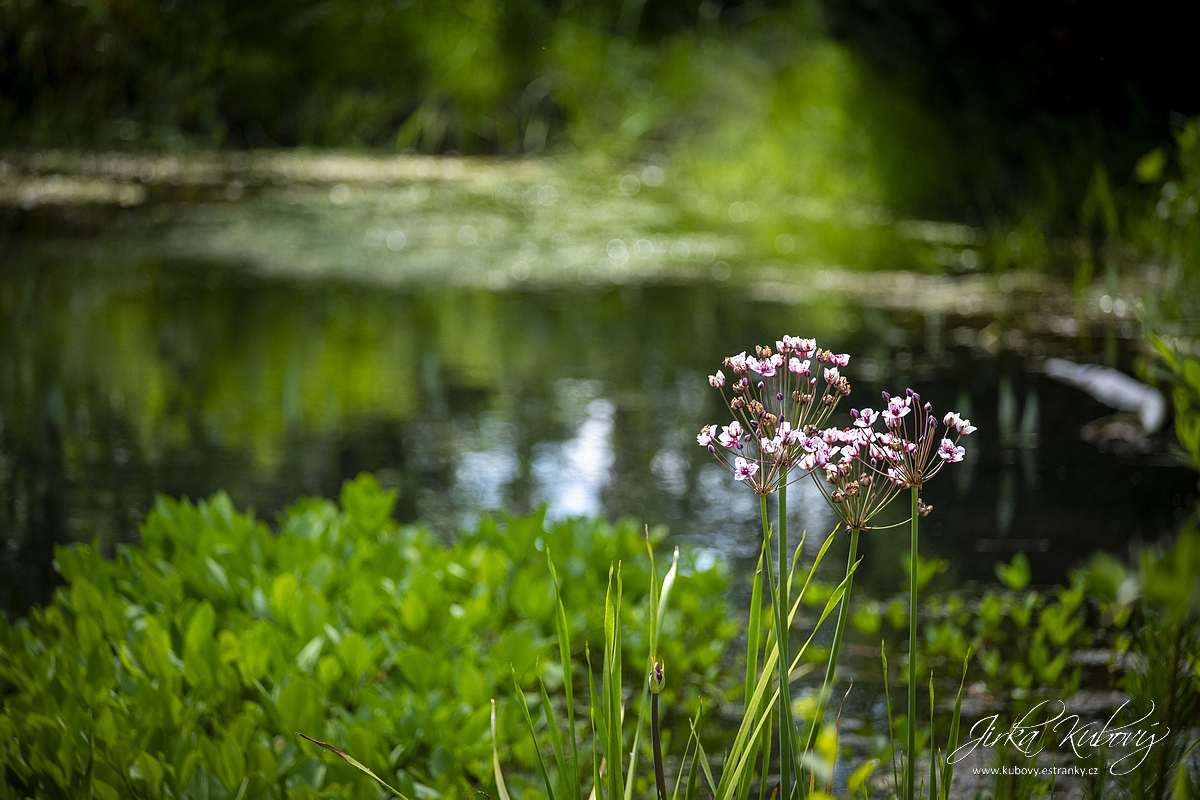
[700, 337, 976, 529]
[697, 338, 851, 495]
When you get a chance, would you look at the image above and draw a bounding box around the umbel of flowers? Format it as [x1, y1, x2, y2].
[699, 336, 975, 800]
[697, 337, 850, 495]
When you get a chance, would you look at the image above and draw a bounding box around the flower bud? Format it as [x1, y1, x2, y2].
[649, 661, 665, 694]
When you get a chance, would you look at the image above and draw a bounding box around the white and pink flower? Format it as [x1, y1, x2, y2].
[882, 396, 911, 427]
[718, 421, 744, 448]
[853, 407, 879, 428]
[778, 421, 801, 445]
[937, 438, 965, 462]
[733, 457, 759, 481]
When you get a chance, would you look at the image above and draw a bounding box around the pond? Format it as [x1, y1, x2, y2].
[1, 151, 1194, 612]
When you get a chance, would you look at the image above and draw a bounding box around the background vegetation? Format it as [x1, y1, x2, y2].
[5, 0, 1198, 226]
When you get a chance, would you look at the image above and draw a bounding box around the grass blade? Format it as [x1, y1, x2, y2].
[298, 733, 411, 800]
[756, 710, 773, 800]
[760, 536, 801, 788]
[656, 547, 679, 637]
[721, 555, 859, 800]
[548, 550, 581, 799]
[689, 714, 718, 796]
[513, 666, 557, 800]
[671, 728, 697, 800]
[939, 650, 970, 800]
[492, 700, 513, 800]
[587, 644, 603, 800]
[745, 546, 765, 708]
[684, 744, 700, 800]
[736, 545, 766, 800]
[540, 672, 569, 797]
[602, 563, 625, 800]
[787, 532, 807, 596]
[928, 674, 937, 800]
[882, 643, 900, 795]
[712, 527, 843, 800]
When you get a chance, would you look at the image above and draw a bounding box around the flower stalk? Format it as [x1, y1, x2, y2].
[761, 493, 795, 800]
[650, 662, 667, 800]
[906, 485, 919, 800]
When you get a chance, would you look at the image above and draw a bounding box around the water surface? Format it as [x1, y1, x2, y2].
[1, 152, 1193, 611]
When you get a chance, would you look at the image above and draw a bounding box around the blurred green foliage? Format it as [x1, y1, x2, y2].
[1079, 529, 1200, 800]
[1131, 121, 1200, 328]
[2, 0, 556, 151]
[846, 536, 1200, 799]
[5, 0, 1199, 244]
[1150, 335, 1200, 476]
[0, 0, 966, 215]
[0, 474, 734, 799]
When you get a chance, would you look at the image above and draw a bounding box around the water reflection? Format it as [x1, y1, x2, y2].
[533, 391, 616, 520]
[0, 257, 1195, 611]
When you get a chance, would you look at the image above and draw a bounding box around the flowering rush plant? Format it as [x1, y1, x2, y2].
[698, 335, 976, 800]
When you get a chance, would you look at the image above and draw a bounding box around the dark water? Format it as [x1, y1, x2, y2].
[1, 250, 1194, 612]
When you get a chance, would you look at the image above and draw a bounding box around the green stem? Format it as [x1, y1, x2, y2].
[778, 472, 798, 799]
[652, 693, 667, 800]
[761, 491, 792, 800]
[905, 486, 919, 800]
[802, 527, 860, 762]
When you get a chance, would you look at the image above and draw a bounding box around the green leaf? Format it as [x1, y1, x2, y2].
[671, 729, 696, 800]
[928, 674, 937, 800]
[602, 563, 625, 800]
[744, 547, 765, 706]
[539, 672, 569, 799]
[882, 643, 900, 794]
[491, 700, 512, 800]
[1135, 147, 1166, 183]
[940, 650, 970, 799]
[586, 644, 603, 800]
[547, 549, 580, 800]
[512, 667, 556, 800]
[995, 553, 1031, 592]
[847, 759, 878, 793]
[713, 527, 842, 800]
[183, 602, 219, 689]
[690, 715, 717, 796]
